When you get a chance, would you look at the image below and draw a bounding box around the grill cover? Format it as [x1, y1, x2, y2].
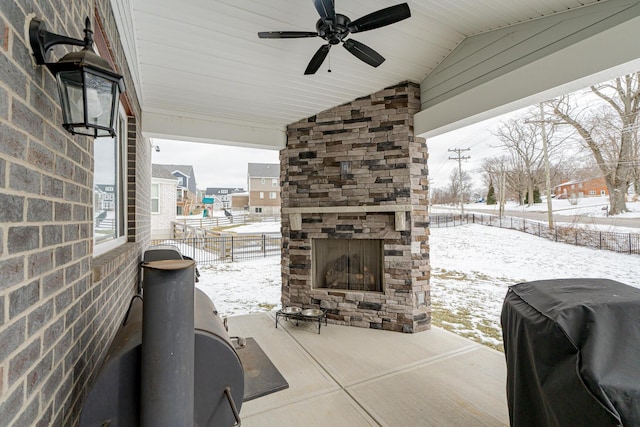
[501, 278, 640, 427]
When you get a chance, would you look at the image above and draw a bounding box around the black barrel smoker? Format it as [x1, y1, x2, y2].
[501, 278, 640, 427]
[79, 246, 243, 427]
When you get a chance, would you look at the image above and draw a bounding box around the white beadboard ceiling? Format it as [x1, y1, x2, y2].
[112, 0, 607, 148]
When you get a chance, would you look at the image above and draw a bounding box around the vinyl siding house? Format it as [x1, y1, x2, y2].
[155, 164, 198, 215]
[247, 163, 281, 214]
[151, 164, 178, 240]
[204, 187, 244, 211]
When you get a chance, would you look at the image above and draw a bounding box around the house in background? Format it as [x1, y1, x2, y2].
[554, 176, 609, 199]
[204, 187, 244, 211]
[231, 192, 249, 211]
[156, 164, 198, 214]
[151, 165, 179, 240]
[247, 163, 280, 214]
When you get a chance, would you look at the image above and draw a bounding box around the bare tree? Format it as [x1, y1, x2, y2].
[492, 107, 563, 206]
[448, 168, 472, 206]
[551, 73, 640, 214]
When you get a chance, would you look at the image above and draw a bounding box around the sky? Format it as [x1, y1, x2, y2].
[149, 84, 598, 192]
[151, 138, 280, 190]
[150, 115, 511, 192]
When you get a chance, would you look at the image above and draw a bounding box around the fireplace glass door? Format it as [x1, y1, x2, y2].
[313, 239, 383, 292]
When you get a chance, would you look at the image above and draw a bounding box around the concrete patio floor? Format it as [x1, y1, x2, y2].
[227, 312, 509, 427]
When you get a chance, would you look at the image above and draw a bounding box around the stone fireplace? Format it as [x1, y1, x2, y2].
[280, 81, 430, 333]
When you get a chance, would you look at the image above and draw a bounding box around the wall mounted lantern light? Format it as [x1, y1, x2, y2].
[29, 17, 125, 138]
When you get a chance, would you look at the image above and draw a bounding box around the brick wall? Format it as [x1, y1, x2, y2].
[0, 1, 149, 425]
[280, 81, 431, 333]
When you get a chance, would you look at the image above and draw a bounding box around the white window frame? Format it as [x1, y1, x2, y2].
[269, 191, 276, 199]
[94, 104, 127, 256]
[259, 192, 264, 199]
[272, 178, 278, 187]
[261, 178, 266, 184]
[151, 183, 160, 213]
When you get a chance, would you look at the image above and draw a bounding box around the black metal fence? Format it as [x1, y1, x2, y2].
[430, 213, 640, 256]
[150, 233, 281, 265]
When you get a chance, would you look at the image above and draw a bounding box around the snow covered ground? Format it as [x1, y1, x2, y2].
[195, 218, 638, 351]
[429, 224, 638, 350]
[436, 196, 640, 218]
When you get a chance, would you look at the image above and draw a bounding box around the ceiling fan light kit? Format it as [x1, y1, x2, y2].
[258, 0, 411, 75]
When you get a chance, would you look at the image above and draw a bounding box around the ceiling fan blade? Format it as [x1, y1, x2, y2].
[343, 39, 385, 67]
[304, 44, 331, 75]
[348, 3, 411, 33]
[313, 0, 336, 22]
[258, 31, 318, 39]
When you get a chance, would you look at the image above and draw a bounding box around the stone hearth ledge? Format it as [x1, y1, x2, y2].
[282, 205, 413, 231]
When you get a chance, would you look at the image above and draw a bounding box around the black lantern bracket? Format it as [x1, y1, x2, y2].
[29, 17, 88, 68]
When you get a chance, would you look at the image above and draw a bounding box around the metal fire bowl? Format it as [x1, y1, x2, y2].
[282, 306, 302, 315]
[301, 308, 324, 318]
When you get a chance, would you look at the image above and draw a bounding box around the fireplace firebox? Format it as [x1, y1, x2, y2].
[313, 239, 383, 292]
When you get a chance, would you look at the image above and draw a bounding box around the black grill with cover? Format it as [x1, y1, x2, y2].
[501, 278, 640, 427]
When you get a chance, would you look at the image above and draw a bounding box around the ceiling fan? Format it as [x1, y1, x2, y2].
[258, 0, 411, 75]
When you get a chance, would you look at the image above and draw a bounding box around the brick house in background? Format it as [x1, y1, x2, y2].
[151, 164, 178, 240]
[247, 163, 281, 214]
[231, 191, 250, 211]
[554, 176, 609, 199]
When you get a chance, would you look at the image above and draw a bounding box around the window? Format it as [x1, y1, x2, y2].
[94, 104, 127, 255]
[260, 192, 264, 199]
[255, 207, 262, 213]
[588, 190, 596, 196]
[272, 178, 278, 187]
[269, 192, 276, 199]
[261, 178, 266, 184]
[175, 174, 186, 187]
[601, 190, 606, 196]
[151, 184, 160, 213]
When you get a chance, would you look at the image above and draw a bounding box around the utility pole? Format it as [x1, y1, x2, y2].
[448, 148, 471, 215]
[524, 104, 555, 230]
[539, 103, 554, 230]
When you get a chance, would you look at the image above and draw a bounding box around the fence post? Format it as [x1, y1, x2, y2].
[263, 234, 266, 257]
[575, 230, 578, 246]
[630, 234, 633, 255]
[192, 237, 197, 261]
[231, 236, 234, 262]
[599, 232, 602, 250]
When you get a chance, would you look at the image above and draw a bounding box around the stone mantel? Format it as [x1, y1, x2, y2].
[282, 205, 412, 231]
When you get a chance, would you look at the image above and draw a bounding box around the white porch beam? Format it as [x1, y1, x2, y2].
[141, 111, 286, 150]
